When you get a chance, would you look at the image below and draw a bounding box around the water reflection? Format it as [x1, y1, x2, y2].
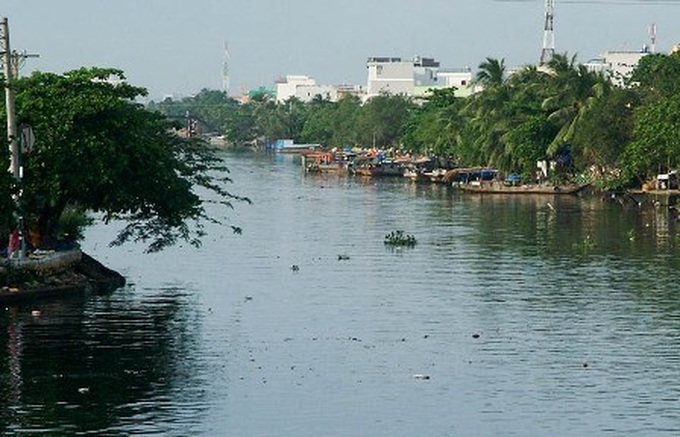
[2, 152, 680, 435]
[456, 193, 680, 259]
[0, 286, 206, 435]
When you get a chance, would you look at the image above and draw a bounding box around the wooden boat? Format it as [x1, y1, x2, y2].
[302, 151, 348, 174]
[351, 159, 405, 177]
[404, 166, 449, 183]
[454, 180, 587, 195]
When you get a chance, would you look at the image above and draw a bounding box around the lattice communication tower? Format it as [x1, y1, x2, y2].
[540, 0, 555, 65]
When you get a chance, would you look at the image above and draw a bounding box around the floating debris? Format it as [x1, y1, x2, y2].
[384, 230, 417, 247]
[413, 374, 431, 380]
[337, 254, 350, 261]
[472, 333, 480, 339]
[291, 265, 300, 272]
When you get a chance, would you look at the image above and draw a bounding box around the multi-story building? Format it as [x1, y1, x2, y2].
[366, 55, 473, 100]
[275, 55, 473, 104]
[366, 57, 417, 97]
[275, 75, 363, 103]
[420, 68, 474, 98]
[584, 49, 650, 86]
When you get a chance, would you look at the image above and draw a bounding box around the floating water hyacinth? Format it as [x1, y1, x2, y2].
[384, 230, 417, 247]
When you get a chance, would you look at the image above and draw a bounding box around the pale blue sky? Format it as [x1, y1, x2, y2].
[4, 0, 680, 100]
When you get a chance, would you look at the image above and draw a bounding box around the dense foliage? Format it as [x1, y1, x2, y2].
[1, 68, 247, 252]
[152, 51, 680, 189]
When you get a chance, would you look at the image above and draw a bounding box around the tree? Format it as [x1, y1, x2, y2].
[629, 52, 680, 100]
[474, 57, 506, 88]
[356, 93, 413, 148]
[502, 115, 556, 177]
[401, 87, 462, 155]
[463, 58, 512, 167]
[542, 53, 610, 156]
[624, 94, 680, 181]
[2, 67, 247, 253]
[148, 89, 241, 135]
[571, 88, 639, 172]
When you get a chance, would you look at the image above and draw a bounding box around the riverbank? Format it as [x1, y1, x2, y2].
[0, 250, 126, 303]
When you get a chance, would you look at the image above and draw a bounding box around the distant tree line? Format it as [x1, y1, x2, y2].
[149, 51, 680, 190]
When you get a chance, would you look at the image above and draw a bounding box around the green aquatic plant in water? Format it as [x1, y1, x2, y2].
[573, 234, 596, 253]
[384, 230, 417, 247]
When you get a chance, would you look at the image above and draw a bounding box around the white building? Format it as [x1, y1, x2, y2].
[366, 57, 416, 97]
[429, 68, 474, 97]
[275, 75, 363, 103]
[366, 56, 473, 100]
[584, 49, 650, 86]
[437, 68, 473, 89]
[274, 75, 334, 103]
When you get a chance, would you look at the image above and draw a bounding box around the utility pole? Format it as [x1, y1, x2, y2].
[11, 49, 39, 79]
[1, 17, 18, 180]
[0, 17, 24, 260]
[540, 0, 556, 65]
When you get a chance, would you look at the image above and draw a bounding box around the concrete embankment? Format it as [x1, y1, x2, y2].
[0, 250, 125, 303]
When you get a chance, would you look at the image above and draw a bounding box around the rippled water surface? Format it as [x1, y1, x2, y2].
[2, 152, 680, 436]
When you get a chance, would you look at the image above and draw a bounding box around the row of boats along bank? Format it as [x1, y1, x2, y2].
[299, 148, 589, 195]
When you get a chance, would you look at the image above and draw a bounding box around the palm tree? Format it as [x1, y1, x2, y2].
[542, 53, 610, 156]
[474, 57, 506, 88]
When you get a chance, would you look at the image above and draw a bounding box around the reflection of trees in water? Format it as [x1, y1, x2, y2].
[0, 287, 206, 434]
[439, 194, 680, 328]
[458, 195, 680, 259]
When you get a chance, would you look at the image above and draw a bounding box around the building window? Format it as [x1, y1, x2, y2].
[376, 65, 383, 76]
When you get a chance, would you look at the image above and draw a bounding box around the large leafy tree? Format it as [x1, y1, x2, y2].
[401, 87, 462, 155]
[2, 67, 246, 252]
[630, 52, 680, 100]
[356, 93, 413, 148]
[624, 94, 680, 180]
[571, 88, 639, 172]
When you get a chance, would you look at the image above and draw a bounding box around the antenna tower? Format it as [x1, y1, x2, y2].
[222, 41, 230, 96]
[540, 0, 555, 65]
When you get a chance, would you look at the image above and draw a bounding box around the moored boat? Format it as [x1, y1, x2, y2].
[351, 158, 405, 177]
[302, 151, 349, 174]
[454, 180, 587, 195]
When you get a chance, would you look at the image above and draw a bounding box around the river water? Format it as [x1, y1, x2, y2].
[1, 151, 680, 436]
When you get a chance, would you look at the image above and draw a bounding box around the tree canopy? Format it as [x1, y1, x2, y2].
[150, 51, 680, 190]
[1, 68, 247, 253]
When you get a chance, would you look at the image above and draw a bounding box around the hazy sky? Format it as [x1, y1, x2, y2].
[3, 1, 680, 100]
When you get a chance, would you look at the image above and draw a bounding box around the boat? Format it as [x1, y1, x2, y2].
[351, 158, 405, 177]
[454, 180, 587, 194]
[444, 167, 587, 194]
[301, 151, 349, 174]
[269, 139, 321, 154]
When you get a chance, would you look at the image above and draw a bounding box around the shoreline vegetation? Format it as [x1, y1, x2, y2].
[1, 68, 246, 303]
[5, 50, 680, 302]
[150, 52, 680, 198]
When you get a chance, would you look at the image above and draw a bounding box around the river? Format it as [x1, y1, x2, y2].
[1, 151, 680, 436]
